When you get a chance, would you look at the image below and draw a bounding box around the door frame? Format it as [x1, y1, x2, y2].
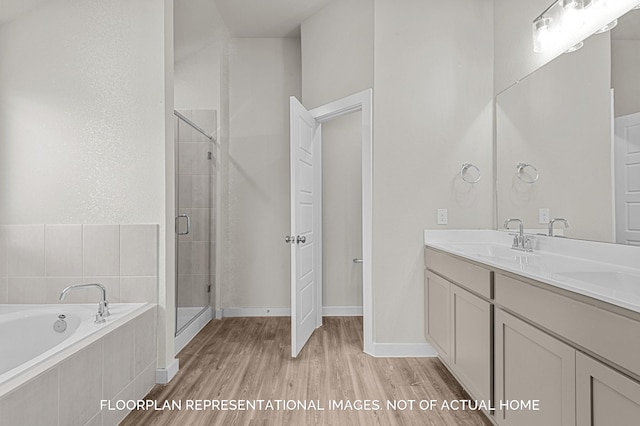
[308, 88, 373, 355]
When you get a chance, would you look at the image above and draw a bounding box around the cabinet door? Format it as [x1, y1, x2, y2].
[424, 270, 451, 363]
[495, 309, 575, 426]
[577, 352, 640, 425]
[451, 284, 491, 402]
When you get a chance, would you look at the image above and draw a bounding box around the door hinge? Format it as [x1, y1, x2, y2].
[207, 285, 211, 293]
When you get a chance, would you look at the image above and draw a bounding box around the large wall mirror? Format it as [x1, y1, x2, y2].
[496, 8, 640, 245]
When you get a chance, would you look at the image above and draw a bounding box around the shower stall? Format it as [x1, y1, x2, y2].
[174, 109, 217, 345]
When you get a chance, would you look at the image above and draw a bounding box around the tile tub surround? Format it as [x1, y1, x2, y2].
[0, 224, 159, 305]
[423, 229, 640, 313]
[0, 304, 156, 426]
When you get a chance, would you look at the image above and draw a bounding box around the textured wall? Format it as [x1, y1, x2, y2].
[0, 0, 167, 225]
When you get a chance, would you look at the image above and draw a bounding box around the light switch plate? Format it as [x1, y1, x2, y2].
[539, 208, 550, 224]
[437, 208, 448, 225]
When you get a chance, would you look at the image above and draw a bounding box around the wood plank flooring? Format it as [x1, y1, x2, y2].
[122, 317, 492, 425]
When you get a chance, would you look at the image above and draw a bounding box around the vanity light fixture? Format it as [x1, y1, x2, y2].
[532, 0, 639, 53]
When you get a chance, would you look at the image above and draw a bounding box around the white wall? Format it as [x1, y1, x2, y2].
[373, 0, 494, 343]
[612, 40, 640, 117]
[0, 0, 167, 225]
[301, 0, 374, 309]
[224, 38, 301, 310]
[174, 0, 229, 112]
[496, 35, 614, 242]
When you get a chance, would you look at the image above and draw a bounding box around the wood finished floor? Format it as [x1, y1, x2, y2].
[122, 317, 492, 426]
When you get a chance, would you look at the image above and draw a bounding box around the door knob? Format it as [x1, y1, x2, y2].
[353, 258, 363, 264]
[285, 235, 306, 244]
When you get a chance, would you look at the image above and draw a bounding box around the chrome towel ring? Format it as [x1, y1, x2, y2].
[516, 162, 539, 183]
[460, 163, 481, 184]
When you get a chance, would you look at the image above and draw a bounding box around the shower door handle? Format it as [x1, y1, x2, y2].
[175, 214, 191, 235]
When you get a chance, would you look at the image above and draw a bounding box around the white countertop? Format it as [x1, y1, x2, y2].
[424, 230, 640, 314]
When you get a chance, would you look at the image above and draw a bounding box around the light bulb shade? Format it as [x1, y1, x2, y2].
[595, 19, 618, 33]
[533, 17, 554, 52]
[562, 0, 584, 9]
[565, 40, 584, 53]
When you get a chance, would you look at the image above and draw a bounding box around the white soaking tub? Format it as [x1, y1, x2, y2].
[0, 303, 157, 426]
[0, 303, 146, 385]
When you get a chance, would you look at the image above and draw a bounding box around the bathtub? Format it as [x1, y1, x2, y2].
[0, 303, 156, 425]
[0, 303, 146, 385]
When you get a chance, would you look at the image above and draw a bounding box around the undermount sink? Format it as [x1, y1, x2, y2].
[447, 243, 539, 264]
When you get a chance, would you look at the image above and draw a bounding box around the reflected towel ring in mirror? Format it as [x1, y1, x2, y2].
[460, 163, 481, 183]
[516, 162, 539, 183]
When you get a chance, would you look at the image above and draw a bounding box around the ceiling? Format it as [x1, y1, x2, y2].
[213, 0, 335, 37]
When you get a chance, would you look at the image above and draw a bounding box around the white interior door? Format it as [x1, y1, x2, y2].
[615, 112, 640, 245]
[289, 96, 322, 357]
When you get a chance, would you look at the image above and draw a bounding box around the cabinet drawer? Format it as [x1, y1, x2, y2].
[425, 248, 492, 299]
[495, 273, 640, 379]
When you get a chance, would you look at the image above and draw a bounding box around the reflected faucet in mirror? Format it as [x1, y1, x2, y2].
[548, 218, 569, 237]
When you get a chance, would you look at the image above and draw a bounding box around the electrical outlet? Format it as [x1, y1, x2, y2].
[437, 208, 448, 225]
[539, 208, 550, 224]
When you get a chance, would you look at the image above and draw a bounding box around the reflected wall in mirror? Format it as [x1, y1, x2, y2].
[496, 8, 640, 245]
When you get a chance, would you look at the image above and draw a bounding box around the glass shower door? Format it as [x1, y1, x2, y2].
[175, 109, 216, 335]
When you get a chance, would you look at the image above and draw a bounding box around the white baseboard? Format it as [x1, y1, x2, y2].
[222, 307, 291, 317]
[214, 308, 223, 319]
[371, 342, 438, 358]
[156, 358, 180, 384]
[322, 306, 363, 316]
[221, 306, 365, 318]
[174, 307, 212, 355]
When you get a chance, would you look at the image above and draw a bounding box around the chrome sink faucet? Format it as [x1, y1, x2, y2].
[504, 218, 534, 252]
[59, 283, 110, 323]
[548, 218, 569, 237]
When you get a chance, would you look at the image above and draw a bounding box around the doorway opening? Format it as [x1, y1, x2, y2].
[289, 89, 373, 357]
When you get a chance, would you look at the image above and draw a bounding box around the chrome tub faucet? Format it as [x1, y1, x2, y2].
[59, 283, 110, 323]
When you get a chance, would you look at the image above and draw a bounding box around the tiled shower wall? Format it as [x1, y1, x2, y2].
[176, 110, 216, 311]
[0, 224, 158, 304]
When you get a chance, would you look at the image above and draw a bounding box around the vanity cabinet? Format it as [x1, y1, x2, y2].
[424, 245, 640, 426]
[576, 352, 640, 425]
[424, 248, 492, 403]
[495, 309, 575, 426]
